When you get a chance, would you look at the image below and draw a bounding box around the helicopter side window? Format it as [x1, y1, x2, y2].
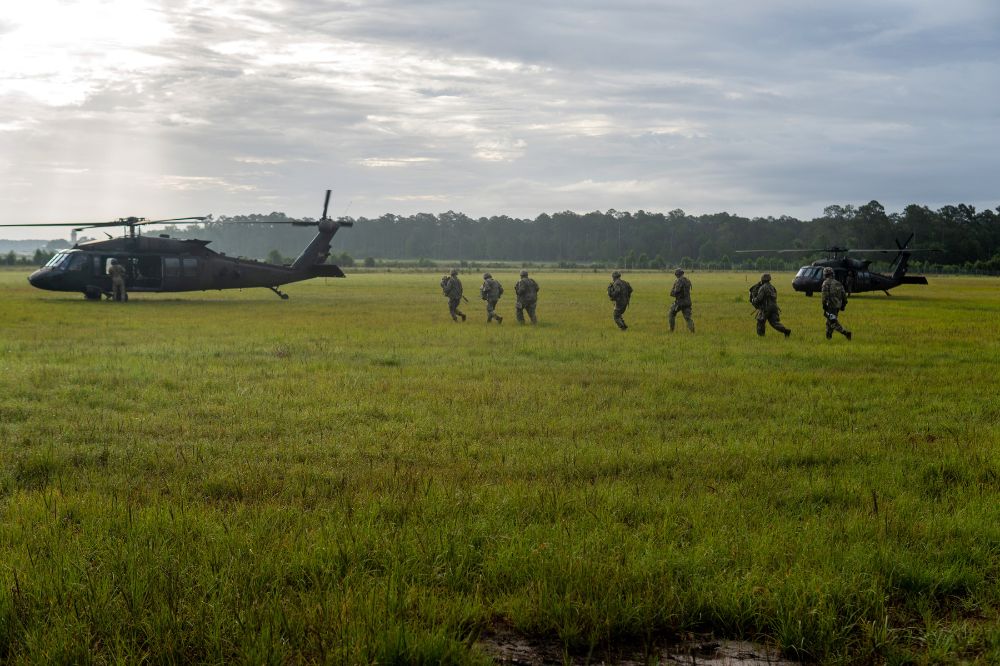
[135, 256, 161, 279]
[182, 258, 199, 277]
[164, 257, 180, 278]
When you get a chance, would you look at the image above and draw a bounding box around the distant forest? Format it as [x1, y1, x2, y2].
[153, 200, 999, 272]
[6, 201, 995, 270]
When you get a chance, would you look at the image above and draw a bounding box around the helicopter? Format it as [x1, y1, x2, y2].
[737, 234, 930, 296]
[0, 190, 351, 300]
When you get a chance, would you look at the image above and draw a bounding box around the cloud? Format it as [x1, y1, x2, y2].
[357, 157, 439, 167]
[0, 0, 997, 238]
[158, 176, 256, 193]
[474, 138, 526, 162]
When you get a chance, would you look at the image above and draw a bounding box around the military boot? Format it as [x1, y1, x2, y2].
[783, 328, 791, 338]
[844, 330, 852, 341]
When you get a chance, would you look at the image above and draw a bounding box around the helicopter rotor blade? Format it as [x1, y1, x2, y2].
[0, 221, 117, 227]
[230, 219, 319, 227]
[0, 216, 207, 229]
[322, 190, 331, 221]
[734, 248, 840, 254]
[142, 216, 209, 225]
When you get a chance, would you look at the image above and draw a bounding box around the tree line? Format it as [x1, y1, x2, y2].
[3, 200, 989, 271]
[159, 200, 998, 272]
[1, 249, 56, 266]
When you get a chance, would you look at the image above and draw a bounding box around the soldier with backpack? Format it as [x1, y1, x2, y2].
[750, 273, 791, 338]
[668, 268, 695, 332]
[514, 270, 540, 325]
[440, 268, 467, 322]
[607, 270, 632, 330]
[821, 267, 852, 340]
[480, 272, 504, 324]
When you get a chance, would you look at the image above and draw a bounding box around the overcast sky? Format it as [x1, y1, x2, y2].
[1, 0, 998, 239]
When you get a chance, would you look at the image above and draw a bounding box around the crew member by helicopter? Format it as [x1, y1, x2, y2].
[821, 267, 851, 340]
[108, 258, 127, 302]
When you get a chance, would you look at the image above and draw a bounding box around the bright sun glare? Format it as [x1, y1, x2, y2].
[0, 0, 174, 106]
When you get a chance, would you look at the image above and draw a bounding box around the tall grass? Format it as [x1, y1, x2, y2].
[1, 268, 999, 663]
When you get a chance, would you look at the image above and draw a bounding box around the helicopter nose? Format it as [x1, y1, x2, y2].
[28, 268, 52, 289]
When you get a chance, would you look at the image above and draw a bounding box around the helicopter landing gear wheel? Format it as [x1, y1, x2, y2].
[84, 286, 103, 300]
[269, 286, 289, 300]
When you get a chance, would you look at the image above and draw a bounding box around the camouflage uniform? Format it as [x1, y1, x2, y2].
[514, 270, 539, 324]
[480, 273, 504, 323]
[108, 260, 127, 302]
[607, 271, 632, 330]
[751, 274, 790, 337]
[821, 268, 852, 340]
[441, 269, 466, 322]
[668, 269, 695, 332]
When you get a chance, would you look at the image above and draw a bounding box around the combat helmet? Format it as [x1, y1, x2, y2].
[674, 268, 684, 276]
[760, 273, 771, 282]
[520, 270, 528, 277]
[823, 267, 835, 277]
[450, 268, 458, 276]
[483, 272, 492, 279]
[611, 270, 621, 279]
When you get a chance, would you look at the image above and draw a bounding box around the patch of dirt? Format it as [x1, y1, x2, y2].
[476, 629, 798, 665]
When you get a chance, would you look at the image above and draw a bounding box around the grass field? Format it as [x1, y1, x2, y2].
[1, 267, 999, 664]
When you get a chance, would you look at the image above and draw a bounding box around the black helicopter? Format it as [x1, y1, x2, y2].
[0, 190, 351, 300]
[738, 234, 930, 296]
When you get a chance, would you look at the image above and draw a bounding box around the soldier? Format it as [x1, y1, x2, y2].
[821, 267, 852, 340]
[480, 272, 504, 323]
[607, 270, 632, 330]
[108, 258, 127, 302]
[668, 268, 695, 332]
[440, 268, 467, 322]
[750, 273, 790, 337]
[514, 269, 540, 325]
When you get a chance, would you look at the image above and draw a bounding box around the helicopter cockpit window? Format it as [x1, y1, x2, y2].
[45, 252, 68, 268]
[66, 253, 89, 272]
[795, 267, 825, 279]
[49, 252, 74, 269]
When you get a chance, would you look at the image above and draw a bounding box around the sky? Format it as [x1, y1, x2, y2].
[1, 0, 998, 240]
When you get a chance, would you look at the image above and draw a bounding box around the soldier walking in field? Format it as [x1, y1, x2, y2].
[750, 273, 790, 337]
[821, 267, 852, 340]
[607, 270, 633, 330]
[440, 268, 467, 322]
[514, 270, 539, 325]
[108, 258, 127, 302]
[668, 268, 695, 332]
[480, 272, 504, 323]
